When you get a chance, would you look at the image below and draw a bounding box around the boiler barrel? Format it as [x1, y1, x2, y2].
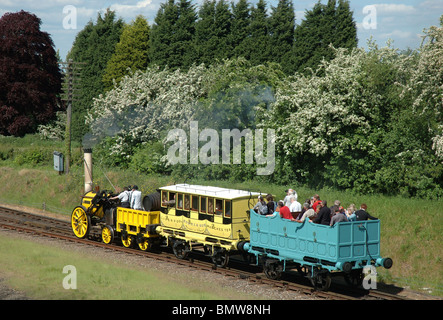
[143, 192, 161, 211]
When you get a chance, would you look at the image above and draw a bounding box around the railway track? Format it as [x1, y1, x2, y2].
[0, 205, 407, 300]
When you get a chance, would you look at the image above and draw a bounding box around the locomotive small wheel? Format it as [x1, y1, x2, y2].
[121, 235, 134, 248]
[172, 241, 189, 259]
[71, 206, 91, 239]
[138, 238, 153, 251]
[101, 225, 114, 244]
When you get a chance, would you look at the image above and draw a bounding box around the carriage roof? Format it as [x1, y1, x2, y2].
[159, 184, 262, 200]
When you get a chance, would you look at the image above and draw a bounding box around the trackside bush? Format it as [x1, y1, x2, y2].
[14, 148, 49, 166]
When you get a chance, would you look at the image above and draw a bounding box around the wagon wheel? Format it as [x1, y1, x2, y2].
[71, 206, 91, 239]
[344, 269, 364, 287]
[263, 260, 282, 280]
[308, 269, 331, 291]
[101, 225, 114, 244]
[121, 235, 134, 248]
[173, 241, 189, 260]
[138, 238, 154, 251]
[296, 265, 309, 277]
[212, 250, 230, 268]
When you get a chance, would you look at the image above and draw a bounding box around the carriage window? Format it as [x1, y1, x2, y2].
[225, 200, 231, 218]
[191, 195, 198, 211]
[169, 192, 175, 201]
[215, 199, 223, 215]
[200, 197, 207, 213]
[177, 193, 183, 209]
[184, 194, 190, 210]
[208, 197, 214, 214]
[161, 191, 168, 206]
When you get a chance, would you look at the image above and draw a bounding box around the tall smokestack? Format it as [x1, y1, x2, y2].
[83, 148, 93, 193]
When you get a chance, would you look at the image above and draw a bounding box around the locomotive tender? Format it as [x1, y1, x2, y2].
[71, 184, 392, 291]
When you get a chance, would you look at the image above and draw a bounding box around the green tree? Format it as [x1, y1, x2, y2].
[150, 0, 197, 69]
[150, 0, 178, 68]
[334, 0, 358, 49]
[67, 9, 124, 142]
[292, 0, 357, 74]
[291, 2, 323, 74]
[230, 0, 251, 58]
[245, 0, 270, 65]
[172, 0, 198, 69]
[195, 0, 232, 65]
[195, 0, 217, 65]
[214, 0, 233, 59]
[268, 0, 295, 73]
[376, 16, 443, 199]
[103, 15, 150, 91]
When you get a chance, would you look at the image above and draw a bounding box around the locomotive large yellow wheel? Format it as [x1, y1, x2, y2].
[71, 206, 91, 239]
[121, 235, 134, 248]
[138, 238, 153, 251]
[101, 225, 114, 244]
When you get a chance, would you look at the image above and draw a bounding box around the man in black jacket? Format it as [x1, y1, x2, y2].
[313, 200, 331, 225]
[354, 203, 378, 220]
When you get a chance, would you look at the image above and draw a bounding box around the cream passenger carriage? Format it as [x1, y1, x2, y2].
[156, 184, 261, 267]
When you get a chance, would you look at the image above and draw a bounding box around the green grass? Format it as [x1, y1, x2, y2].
[0, 233, 260, 300]
[1, 134, 442, 296]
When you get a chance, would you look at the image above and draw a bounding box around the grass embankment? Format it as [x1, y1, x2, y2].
[0, 233, 259, 300]
[0, 134, 442, 296]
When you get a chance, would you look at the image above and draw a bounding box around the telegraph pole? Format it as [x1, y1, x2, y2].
[60, 59, 85, 174]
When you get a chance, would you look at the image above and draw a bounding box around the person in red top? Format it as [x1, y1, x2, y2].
[311, 194, 322, 212]
[278, 200, 293, 220]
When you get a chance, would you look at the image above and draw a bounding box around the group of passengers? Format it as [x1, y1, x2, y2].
[110, 185, 143, 210]
[253, 189, 378, 226]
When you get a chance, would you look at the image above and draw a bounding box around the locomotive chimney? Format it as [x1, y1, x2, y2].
[83, 148, 93, 193]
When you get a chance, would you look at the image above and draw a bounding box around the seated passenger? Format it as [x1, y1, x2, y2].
[346, 204, 356, 221]
[266, 199, 280, 217]
[266, 194, 276, 214]
[354, 203, 378, 221]
[253, 195, 268, 215]
[278, 200, 293, 220]
[283, 189, 294, 208]
[330, 205, 348, 226]
[295, 203, 316, 223]
[313, 200, 331, 225]
[162, 194, 176, 207]
[329, 200, 342, 217]
[289, 195, 302, 218]
[312, 194, 322, 212]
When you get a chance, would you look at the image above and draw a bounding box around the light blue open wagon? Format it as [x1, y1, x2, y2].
[244, 209, 392, 290]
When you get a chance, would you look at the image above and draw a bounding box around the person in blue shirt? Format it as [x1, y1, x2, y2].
[346, 204, 357, 221]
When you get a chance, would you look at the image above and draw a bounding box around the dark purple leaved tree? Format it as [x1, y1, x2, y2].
[0, 10, 62, 136]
